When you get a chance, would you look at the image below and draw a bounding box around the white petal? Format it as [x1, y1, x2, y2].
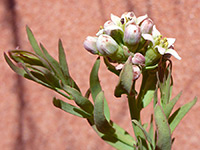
[104, 20, 115, 28]
[142, 34, 155, 45]
[155, 46, 166, 55]
[152, 25, 161, 38]
[104, 25, 123, 35]
[111, 14, 121, 25]
[167, 38, 176, 47]
[136, 14, 148, 24]
[115, 64, 124, 70]
[165, 49, 181, 60]
[96, 29, 104, 36]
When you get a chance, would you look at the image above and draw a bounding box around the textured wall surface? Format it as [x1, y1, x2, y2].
[0, 0, 200, 149]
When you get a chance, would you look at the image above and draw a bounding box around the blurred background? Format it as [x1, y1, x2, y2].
[0, 0, 200, 149]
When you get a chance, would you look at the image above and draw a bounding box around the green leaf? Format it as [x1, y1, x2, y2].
[114, 57, 134, 97]
[148, 115, 154, 145]
[28, 65, 60, 88]
[132, 120, 154, 149]
[94, 91, 115, 134]
[154, 105, 172, 150]
[53, 97, 92, 118]
[58, 39, 80, 91]
[169, 97, 197, 133]
[8, 50, 44, 66]
[89, 57, 110, 121]
[90, 57, 102, 101]
[62, 85, 94, 114]
[26, 26, 44, 57]
[137, 71, 157, 108]
[163, 91, 182, 118]
[40, 43, 66, 81]
[103, 57, 120, 76]
[158, 63, 173, 107]
[4, 53, 27, 76]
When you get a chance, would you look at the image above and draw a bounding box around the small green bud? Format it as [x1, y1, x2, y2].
[96, 34, 119, 55]
[145, 47, 161, 67]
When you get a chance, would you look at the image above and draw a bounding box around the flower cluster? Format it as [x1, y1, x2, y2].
[84, 12, 181, 79]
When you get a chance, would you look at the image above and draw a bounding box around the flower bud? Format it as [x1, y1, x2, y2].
[123, 23, 141, 51]
[120, 12, 136, 25]
[132, 53, 145, 66]
[133, 65, 141, 80]
[96, 34, 119, 55]
[104, 25, 123, 43]
[140, 18, 154, 34]
[83, 36, 98, 54]
[145, 47, 161, 67]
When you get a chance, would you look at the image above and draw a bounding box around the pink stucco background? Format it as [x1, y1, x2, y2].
[0, 0, 200, 149]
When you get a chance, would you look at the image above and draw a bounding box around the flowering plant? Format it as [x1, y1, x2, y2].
[4, 12, 196, 150]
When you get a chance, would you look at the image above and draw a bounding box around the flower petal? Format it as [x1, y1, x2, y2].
[165, 48, 181, 60]
[111, 14, 121, 25]
[96, 29, 104, 36]
[155, 45, 165, 55]
[115, 64, 124, 70]
[167, 38, 176, 47]
[136, 14, 148, 25]
[152, 25, 161, 38]
[142, 33, 155, 45]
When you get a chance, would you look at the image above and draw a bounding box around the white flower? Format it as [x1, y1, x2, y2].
[142, 25, 181, 60]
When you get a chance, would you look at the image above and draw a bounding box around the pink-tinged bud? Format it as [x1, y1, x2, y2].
[140, 18, 154, 34]
[133, 65, 141, 80]
[83, 36, 98, 54]
[123, 23, 141, 50]
[96, 34, 119, 55]
[132, 53, 145, 66]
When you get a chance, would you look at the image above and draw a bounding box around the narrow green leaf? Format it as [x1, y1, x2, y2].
[90, 123, 135, 150]
[137, 71, 157, 108]
[90, 57, 102, 101]
[40, 43, 64, 79]
[158, 63, 172, 107]
[154, 105, 172, 150]
[26, 26, 44, 57]
[53, 97, 92, 118]
[58, 39, 70, 77]
[62, 85, 94, 114]
[114, 57, 133, 97]
[87, 118, 136, 149]
[58, 39, 80, 90]
[29, 65, 60, 88]
[132, 120, 154, 149]
[163, 91, 182, 118]
[94, 91, 115, 134]
[103, 57, 120, 76]
[148, 115, 154, 145]
[9, 50, 44, 66]
[4, 53, 27, 76]
[89, 57, 110, 121]
[20, 63, 53, 89]
[169, 97, 197, 133]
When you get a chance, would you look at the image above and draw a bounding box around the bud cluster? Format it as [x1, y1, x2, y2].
[84, 11, 181, 79]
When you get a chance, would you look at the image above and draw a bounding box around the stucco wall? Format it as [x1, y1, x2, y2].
[0, 0, 200, 149]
